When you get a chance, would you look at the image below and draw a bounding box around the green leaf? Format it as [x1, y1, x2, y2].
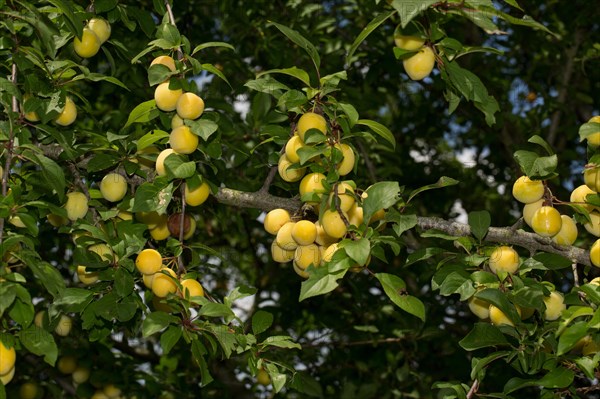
[114, 268, 134, 298]
[160, 325, 182, 355]
[187, 119, 219, 141]
[468, 210, 491, 241]
[26, 259, 65, 299]
[407, 176, 459, 204]
[579, 122, 600, 142]
[346, 9, 396, 63]
[478, 5, 556, 37]
[257, 67, 311, 87]
[391, 0, 438, 28]
[528, 135, 555, 155]
[557, 321, 589, 356]
[142, 311, 176, 337]
[157, 23, 181, 47]
[252, 310, 274, 335]
[86, 153, 120, 173]
[404, 247, 444, 267]
[200, 63, 232, 88]
[438, 272, 475, 301]
[265, 363, 287, 393]
[459, 323, 509, 351]
[47, 0, 83, 39]
[27, 152, 66, 201]
[342, 238, 370, 266]
[132, 181, 174, 214]
[299, 268, 347, 301]
[513, 150, 558, 179]
[362, 182, 401, 225]
[261, 335, 301, 350]
[356, 119, 395, 149]
[504, 367, 574, 393]
[198, 303, 235, 319]
[53, 288, 93, 311]
[148, 64, 175, 86]
[192, 41, 235, 54]
[269, 21, 321, 71]
[386, 211, 417, 237]
[137, 129, 170, 150]
[475, 288, 521, 325]
[164, 156, 196, 179]
[375, 273, 425, 321]
[470, 351, 511, 380]
[123, 100, 160, 128]
[191, 339, 213, 386]
[289, 371, 324, 398]
[19, 326, 58, 366]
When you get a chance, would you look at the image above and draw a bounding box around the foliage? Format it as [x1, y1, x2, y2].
[0, 0, 599, 398]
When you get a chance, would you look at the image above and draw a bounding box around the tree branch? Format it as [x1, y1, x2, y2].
[213, 188, 593, 267]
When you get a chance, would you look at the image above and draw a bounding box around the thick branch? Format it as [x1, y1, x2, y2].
[213, 188, 592, 267]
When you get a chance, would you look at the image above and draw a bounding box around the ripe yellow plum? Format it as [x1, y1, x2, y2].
[54, 96, 77, 126]
[299, 172, 326, 202]
[394, 35, 425, 50]
[176, 92, 205, 120]
[584, 211, 600, 237]
[488, 246, 519, 275]
[179, 278, 204, 298]
[74, 28, 101, 58]
[87, 18, 111, 43]
[257, 368, 271, 386]
[135, 249, 163, 275]
[322, 242, 341, 263]
[551, 215, 578, 246]
[335, 143, 355, 176]
[512, 176, 544, 204]
[329, 182, 355, 213]
[543, 291, 566, 321]
[185, 181, 210, 206]
[169, 125, 199, 154]
[584, 167, 600, 193]
[100, 173, 127, 202]
[171, 114, 184, 129]
[65, 192, 88, 221]
[291, 220, 317, 245]
[570, 184, 597, 212]
[77, 265, 99, 285]
[277, 154, 305, 182]
[285, 135, 305, 164]
[347, 203, 364, 227]
[468, 297, 490, 319]
[276, 222, 298, 251]
[321, 209, 348, 239]
[19, 381, 39, 399]
[154, 81, 183, 112]
[72, 366, 90, 384]
[0, 340, 16, 375]
[150, 215, 171, 241]
[155, 148, 175, 176]
[403, 46, 435, 81]
[271, 241, 295, 263]
[523, 198, 544, 227]
[315, 221, 336, 247]
[489, 305, 520, 327]
[530, 206, 562, 237]
[264, 208, 291, 235]
[294, 244, 321, 270]
[151, 55, 176, 72]
[142, 273, 156, 289]
[152, 268, 178, 297]
[585, 116, 600, 147]
[591, 239, 600, 267]
[54, 314, 72, 336]
[0, 366, 15, 385]
[297, 112, 327, 142]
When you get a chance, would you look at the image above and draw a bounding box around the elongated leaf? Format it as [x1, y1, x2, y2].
[356, 119, 395, 149]
[528, 135, 554, 155]
[252, 310, 274, 335]
[269, 21, 320, 71]
[142, 311, 176, 337]
[504, 367, 574, 393]
[375, 273, 425, 321]
[257, 67, 311, 87]
[299, 269, 347, 301]
[479, 5, 556, 36]
[407, 176, 459, 204]
[346, 10, 396, 63]
[363, 182, 401, 227]
[124, 100, 160, 128]
[19, 326, 58, 366]
[192, 41, 235, 55]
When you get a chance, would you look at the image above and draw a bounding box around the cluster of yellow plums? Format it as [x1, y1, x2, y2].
[267, 111, 385, 277]
[150, 55, 206, 160]
[135, 248, 204, 306]
[468, 246, 567, 327]
[22, 93, 77, 127]
[73, 17, 111, 59]
[394, 33, 436, 81]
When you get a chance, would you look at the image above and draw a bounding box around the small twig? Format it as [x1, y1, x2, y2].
[356, 140, 377, 183]
[177, 184, 186, 275]
[572, 260, 579, 287]
[258, 166, 278, 194]
[466, 379, 479, 399]
[1, 63, 19, 246]
[164, 1, 184, 61]
[303, 336, 404, 349]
